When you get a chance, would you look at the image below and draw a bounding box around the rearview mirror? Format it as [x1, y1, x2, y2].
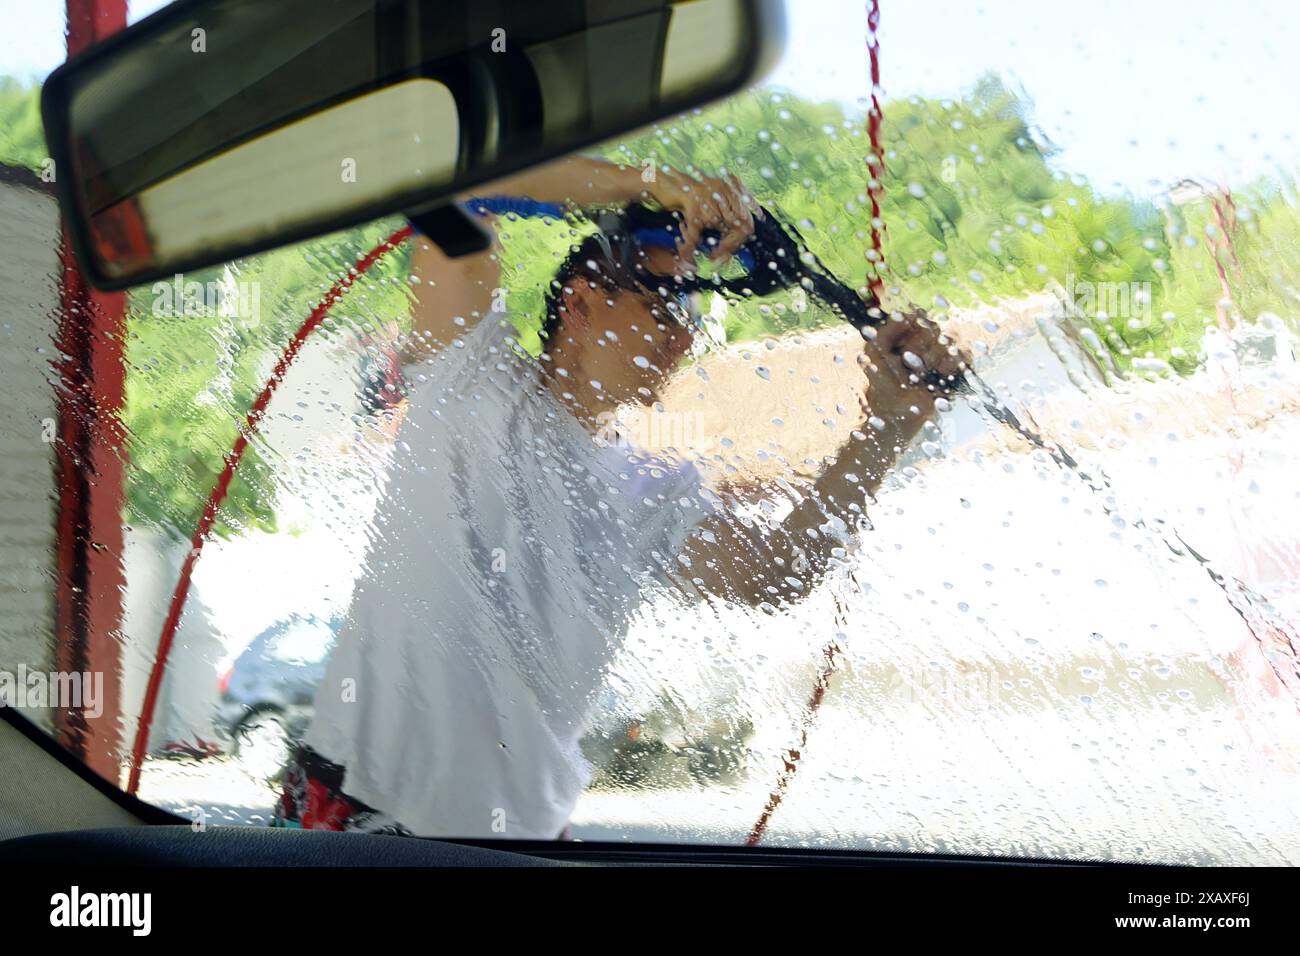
[41, 0, 784, 290]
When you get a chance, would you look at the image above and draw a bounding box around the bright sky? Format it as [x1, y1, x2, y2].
[772, 0, 1300, 197]
[4, 0, 1297, 197]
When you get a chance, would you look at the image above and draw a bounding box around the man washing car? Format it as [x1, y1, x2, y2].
[277, 154, 966, 838]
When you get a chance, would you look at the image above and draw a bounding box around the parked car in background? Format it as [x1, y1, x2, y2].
[217, 615, 337, 781]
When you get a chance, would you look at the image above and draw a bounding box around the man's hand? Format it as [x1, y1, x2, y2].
[858, 310, 969, 421]
[648, 169, 757, 263]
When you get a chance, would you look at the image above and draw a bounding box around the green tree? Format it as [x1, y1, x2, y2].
[0, 77, 45, 171]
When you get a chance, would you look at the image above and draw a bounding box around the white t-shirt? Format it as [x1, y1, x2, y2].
[306, 316, 707, 838]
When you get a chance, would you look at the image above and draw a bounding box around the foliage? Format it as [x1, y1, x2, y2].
[0, 77, 45, 172]
[121, 219, 414, 539]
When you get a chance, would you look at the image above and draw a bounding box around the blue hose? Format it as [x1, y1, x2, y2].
[455, 196, 756, 273]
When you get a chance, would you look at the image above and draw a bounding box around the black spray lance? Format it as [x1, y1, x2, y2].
[620, 199, 1300, 699]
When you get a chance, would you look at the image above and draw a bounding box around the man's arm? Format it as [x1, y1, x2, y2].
[677, 313, 966, 607]
[477, 155, 644, 211]
[401, 156, 752, 364]
[488, 155, 755, 258]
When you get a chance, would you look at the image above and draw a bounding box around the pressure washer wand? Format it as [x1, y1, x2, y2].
[735, 208, 1300, 698]
[714, 209, 1077, 464]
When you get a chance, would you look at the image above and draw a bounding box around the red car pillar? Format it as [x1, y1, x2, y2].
[52, 0, 129, 782]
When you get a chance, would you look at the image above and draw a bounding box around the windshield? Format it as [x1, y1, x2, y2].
[2, 0, 1299, 862]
